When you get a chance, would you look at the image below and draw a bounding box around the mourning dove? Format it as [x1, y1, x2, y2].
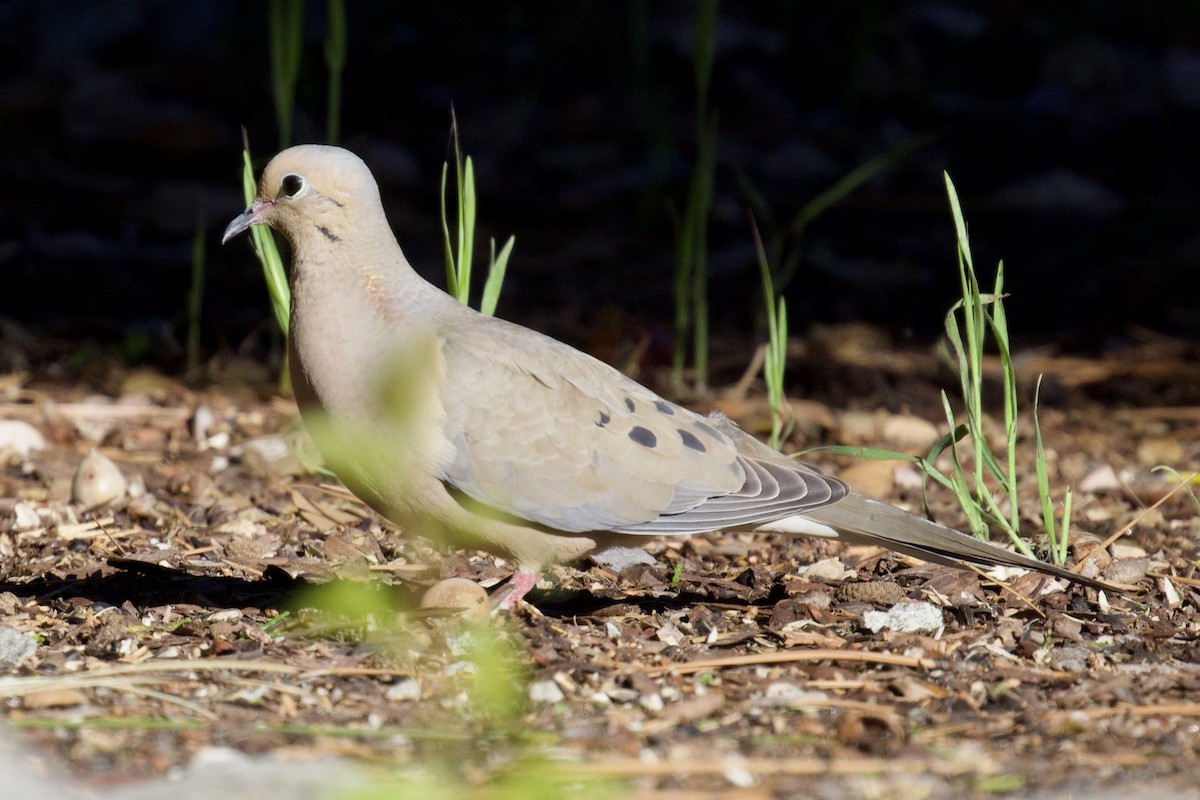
[223, 145, 1105, 607]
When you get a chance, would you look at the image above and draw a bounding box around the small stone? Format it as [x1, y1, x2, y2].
[0, 627, 37, 670]
[1103, 558, 1150, 586]
[1047, 644, 1090, 672]
[589, 545, 656, 571]
[1161, 576, 1183, 609]
[838, 460, 898, 500]
[385, 677, 422, 702]
[1079, 464, 1120, 492]
[420, 578, 490, 624]
[863, 601, 944, 634]
[724, 764, 756, 788]
[638, 692, 664, 712]
[880, 413, 940, 451]
[1135, 436, 1184, 467]
[192, 403, 216, 442]
[12, 502, 40, 531]
[528, 680, 565, 703]
[801, 558, 855, 582]
[759, 681, 827, 709]
[22, 688, 86, 709]
[71, 448, 127, 508]
[1111, 543, 1148, 559]
[242, 435, 290, 462]
[0, 420, 45, 458]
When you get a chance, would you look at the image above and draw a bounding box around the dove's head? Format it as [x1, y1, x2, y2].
[222, 145, 382, 246]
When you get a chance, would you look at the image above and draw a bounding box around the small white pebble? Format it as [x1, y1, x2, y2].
[654, 623, 684, 646]
[724, 765, 756, 788]
[0, 626, 37, 670]
[241, 435, 288, 461]
[72, 448, 127, 508]
[1161, 576, 1182, 609]
[863, 600, 943, 634]
[192, 404, 216, 442]
[529, 680, 565, 704]
[638, 693, 664, 712]
[759, 681, 827, 709]
[385, 678, 422, 702]
[205, 431, 231, 450]
[12, 502, 40, 531]
[187, 746, 254, 770]
[0, 420, 45, 457]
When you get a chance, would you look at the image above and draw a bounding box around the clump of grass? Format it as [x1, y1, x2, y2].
[818, 173, 1074, 564]
[440, 110, 515, 316]
[749, 216, 792, 450]
[938, 172, 1064, 559]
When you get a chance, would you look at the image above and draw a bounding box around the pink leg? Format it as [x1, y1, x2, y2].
[495, 568, 539, 611]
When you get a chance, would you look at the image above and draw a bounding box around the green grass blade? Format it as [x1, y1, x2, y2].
[267, 0, 303, 149]
[940, 391, 989, 538]
[240, 140, 290, 335]
[751, 214, 789, 448]
[1060, 488, 1073, 566]
[461, 155, 477, 297]
[324, 0, 346, 143]
[788, 133, 936, 238]
[1152, 467, 1200, 516]
[439, 162, 460, 300]
[438, 113, 511, 313]
[480, 235, 515, 317]
[1033, 375, 1058, 557]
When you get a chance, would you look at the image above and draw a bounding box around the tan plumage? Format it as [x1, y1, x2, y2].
[223, 144, 1106, 607]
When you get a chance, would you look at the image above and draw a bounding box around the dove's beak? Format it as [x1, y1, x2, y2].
[221, 199, 274, 244]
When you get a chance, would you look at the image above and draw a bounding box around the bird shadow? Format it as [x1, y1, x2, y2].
[0, 558, 416, 615]
[0, 559, 785, 619]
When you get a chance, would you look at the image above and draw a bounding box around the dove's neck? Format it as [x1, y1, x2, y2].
[287, 216, 458, 421]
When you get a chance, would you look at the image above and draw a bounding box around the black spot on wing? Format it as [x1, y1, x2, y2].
[678, 429, 706, 453]
[317, 225, 340, 242]
[629, 426, 657, 448]
[624, 397, 636, 412]
[694, 420, 721, 440]
[654, 400, 675, 415]
[596, 410, 611, 428]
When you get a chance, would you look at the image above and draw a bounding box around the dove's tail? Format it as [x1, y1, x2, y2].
[758, 491, 1110, 591]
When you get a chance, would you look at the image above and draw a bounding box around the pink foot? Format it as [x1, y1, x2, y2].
[494, 568, 539, 611]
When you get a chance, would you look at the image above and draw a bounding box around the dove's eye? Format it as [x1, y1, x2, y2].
[279, 173, 307, 198]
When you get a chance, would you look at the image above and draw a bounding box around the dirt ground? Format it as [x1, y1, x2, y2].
[1, 326, 1199, 799]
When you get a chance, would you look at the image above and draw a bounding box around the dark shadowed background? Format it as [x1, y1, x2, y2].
[2, 1, 1198, 380]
